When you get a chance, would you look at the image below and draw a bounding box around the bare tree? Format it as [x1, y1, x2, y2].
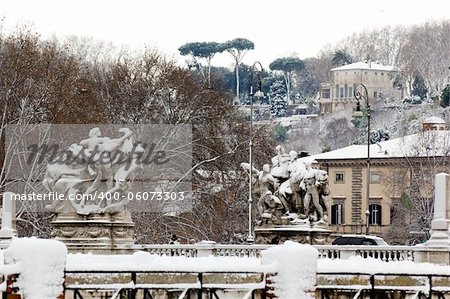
[89, 47, 275, 243]
[0, 26, 108, 237]
[384, 131, 450, 244]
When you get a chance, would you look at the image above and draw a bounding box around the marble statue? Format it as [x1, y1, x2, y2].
[43, 127, 140, 216]
[258, 190, 285, 225]
[241, 145, 330, 226]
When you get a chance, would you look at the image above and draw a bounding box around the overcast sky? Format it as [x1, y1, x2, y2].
[1, 0, 449, 68]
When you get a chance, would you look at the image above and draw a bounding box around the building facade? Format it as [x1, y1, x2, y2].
[318, 61, 400, 115]
[303, 129, 450, 244]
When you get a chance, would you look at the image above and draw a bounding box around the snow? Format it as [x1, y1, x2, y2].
[4, 237, 67, 299]
[330, 61, 396, 72]
[261, 241, 318, 298]
[301, 130, 450, 161]
[66, 251, 273, 273]
[317, 256, 450, 275]
[423, 116, 446, 124]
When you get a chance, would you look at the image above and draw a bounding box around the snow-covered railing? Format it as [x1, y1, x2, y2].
[316, 271, 450, 298]
[0, 264, 21, 293]
[316, 245, 417, 261]
[66, 241, 317, 299]
[135, 243, 271, 258]
[317, 245, 450, 262]
[136, 243, 449, 263]
[213, 244, 271, 258]
[1, 237, 67, 298]
[134, 244, 199, 257]
[64, 250, 278, 298]
[316, 254, 450, 298]
[64, 269, 268, 299]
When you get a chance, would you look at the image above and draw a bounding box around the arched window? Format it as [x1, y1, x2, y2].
[369, 204, 382, 225]
[344, 84, 348, 98]
[335, 84, 339, 98]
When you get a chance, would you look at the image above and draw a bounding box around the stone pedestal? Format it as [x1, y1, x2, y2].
[0, 192, 17, 249]
[418, 173, 450, 264]
[51, 212, 135, 254]
[255, 221, 332, 245]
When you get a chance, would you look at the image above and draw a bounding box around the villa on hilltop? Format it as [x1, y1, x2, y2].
[318, 61, 402, 115]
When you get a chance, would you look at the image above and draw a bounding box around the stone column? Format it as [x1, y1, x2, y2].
[0, 192, 17, 248]
[416, 173, 450, 265]
[427, 173, 450, 246]
[261, 241, 318, 298]
[195, 240, 216, 257]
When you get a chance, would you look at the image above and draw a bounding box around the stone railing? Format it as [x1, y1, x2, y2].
[135, 242, 449, 263]
[134, 242, 271, 258]
[316, 245, 416, 261]
[133, 244, 199, 257]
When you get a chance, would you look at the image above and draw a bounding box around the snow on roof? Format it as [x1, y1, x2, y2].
[306, 130, 450, 161]
[423, 116, 446, 124]
[331, 61, 396, 72]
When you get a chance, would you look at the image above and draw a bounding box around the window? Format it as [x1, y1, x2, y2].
[348, 86, 353, 97]
[331, 204, 344, 225]
[369, 204, 382, 225]
[322, 89, 330, 99]
[336, 85, 339, 98]
[393, 171, 406, 182]
[370, 172, 381, 184]
[344, 84, 348, 97]
[340, 87, 344, 98]
[375, 72, 377, 75]
[335, 172, 344, 183]
[374, 91, 378, 98]
[381, 73, 384, 76]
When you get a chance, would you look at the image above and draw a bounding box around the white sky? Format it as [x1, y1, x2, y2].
[1, 0, 449, 68]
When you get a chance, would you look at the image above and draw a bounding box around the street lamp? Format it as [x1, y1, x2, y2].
[365, 210, 370, 235]
[247, 61, 264, 243]
[353, 83, 370, 235]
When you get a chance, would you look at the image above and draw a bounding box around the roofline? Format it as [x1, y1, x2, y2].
[330, 66, 397, 72]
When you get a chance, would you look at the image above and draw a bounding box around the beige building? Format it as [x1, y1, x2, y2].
[318, 61, 400, 115]
[303, 129, 450, 244]
[422, 116, 448, 131]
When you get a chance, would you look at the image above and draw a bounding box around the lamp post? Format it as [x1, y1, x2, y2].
[353, 83, 370, 235]
[247, 61, 264, 243]
[365, 210, 370, 235]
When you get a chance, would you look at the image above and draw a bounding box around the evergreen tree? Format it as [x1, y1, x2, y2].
[440, 85, 450, 107]
[411, 73, 428, 100]
[269, 80, 288, 117]
[221, 38, 255, 101]
[331, 49, 353, 67]
[269, 57, 305, 104]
